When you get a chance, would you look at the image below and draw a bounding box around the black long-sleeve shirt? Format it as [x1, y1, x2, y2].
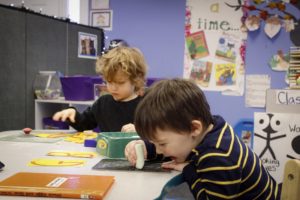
[69, 94, 142, 132]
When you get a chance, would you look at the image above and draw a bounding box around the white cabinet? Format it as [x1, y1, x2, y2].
[34, 98, 94, 129]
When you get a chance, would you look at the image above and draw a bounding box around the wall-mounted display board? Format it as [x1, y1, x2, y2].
[0, 4, 104, 131]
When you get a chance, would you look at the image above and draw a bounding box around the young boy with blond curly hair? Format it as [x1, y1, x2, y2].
[53, 46, 147, 132]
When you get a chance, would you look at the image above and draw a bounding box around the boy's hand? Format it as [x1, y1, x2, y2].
[52, 108, 76, 123]
[125, 140, 147, 166]
[121, 123, 136, 132]
[161, 160, 189, 172]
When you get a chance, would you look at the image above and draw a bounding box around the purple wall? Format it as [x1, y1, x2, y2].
[105, 0, 186, 78]
[104, 1, 300, 126]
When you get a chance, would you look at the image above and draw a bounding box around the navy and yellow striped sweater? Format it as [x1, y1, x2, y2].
[183, 115, 281, 200]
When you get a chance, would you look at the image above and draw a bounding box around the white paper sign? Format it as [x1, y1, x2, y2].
[275, 90, 300, 105]
[245, 75, 271, 108]
[254, 112, 300, 183]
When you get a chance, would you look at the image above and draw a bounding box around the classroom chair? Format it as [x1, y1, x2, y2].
[233, 118, 254, 149]
[281, 159, 300, 200]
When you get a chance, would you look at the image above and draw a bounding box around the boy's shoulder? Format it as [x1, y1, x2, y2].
[94, 94, 142, 104]
[94, 94, 114, 104]
[99, 94, 113, 100]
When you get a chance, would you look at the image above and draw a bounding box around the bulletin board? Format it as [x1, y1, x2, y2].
[0, 4, 104, 131]
[182, 0, 300, 128]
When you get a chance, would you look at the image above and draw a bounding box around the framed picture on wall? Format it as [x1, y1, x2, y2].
[78, 32, 98, 59]
[90, 10, 113, 31]
[90, 0, 109, 9]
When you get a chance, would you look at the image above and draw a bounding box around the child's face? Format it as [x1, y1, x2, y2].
[150, 129, 198, 163]
[106, 70, 136, 101]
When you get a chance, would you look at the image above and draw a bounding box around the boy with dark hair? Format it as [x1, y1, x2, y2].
[125, 78, 281, 200]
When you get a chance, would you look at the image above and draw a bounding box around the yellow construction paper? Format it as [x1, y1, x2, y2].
[47, 151, 97, 158]
[34, 133, 71, 138]
[64, 132, 97, 144]
[28, 158, 85, 167]
[34, 131, 98, 144]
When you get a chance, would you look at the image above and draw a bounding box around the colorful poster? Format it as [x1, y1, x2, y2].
[254, 112, 300, 183]
[189, 60, 212, 87]
[186, 31, 209, 59]
[215, 63, 236, 86]
[215, 32, 239, 63]
[184, 0, 245, 94]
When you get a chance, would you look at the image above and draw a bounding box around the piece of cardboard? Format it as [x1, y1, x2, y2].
[0, 172, 114, 199]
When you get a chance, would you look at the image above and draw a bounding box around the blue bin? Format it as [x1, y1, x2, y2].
[234, 118, 254, 149]
[60, 76, 103, 101]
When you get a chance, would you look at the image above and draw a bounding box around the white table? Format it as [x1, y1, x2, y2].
[0, 130, 178, 200]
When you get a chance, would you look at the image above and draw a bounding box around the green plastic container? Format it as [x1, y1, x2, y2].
[96, 132, 140, 158]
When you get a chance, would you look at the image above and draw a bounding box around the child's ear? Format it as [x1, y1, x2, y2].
[190, 120, 203, 137]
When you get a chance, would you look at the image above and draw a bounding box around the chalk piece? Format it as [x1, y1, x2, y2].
[135, 143, 144, 169]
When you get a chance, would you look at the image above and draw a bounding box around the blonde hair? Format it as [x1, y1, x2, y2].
[96, 47, 147, 92]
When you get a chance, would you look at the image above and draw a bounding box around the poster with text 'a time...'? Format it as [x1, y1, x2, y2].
[184, 0, 245, 94]
[253, 112, 300, 183]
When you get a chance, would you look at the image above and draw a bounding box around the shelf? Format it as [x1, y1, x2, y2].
[288, 47, 300, 89]
[35, 98, 95, 129]
[35, 97, 94, 105]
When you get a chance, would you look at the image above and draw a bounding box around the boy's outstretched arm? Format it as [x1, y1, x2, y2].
[161, 160, 189, 172]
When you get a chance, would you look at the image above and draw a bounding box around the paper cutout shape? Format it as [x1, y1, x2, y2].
[47, 151, 97, 158]
[245, 15, 260, 31]
[64, 132, 97, 144]
[35, 131, 97, 144]
[210, 3, 219, 12]
[28, 158, 85, 167]
[269, 50, 289, 71]
[264, 16, 281, 39]
[35, 132, 71, 138]
[283, 19, 295, 32]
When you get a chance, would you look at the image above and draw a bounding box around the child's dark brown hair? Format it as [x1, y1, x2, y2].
[135, 78, 213, 140]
